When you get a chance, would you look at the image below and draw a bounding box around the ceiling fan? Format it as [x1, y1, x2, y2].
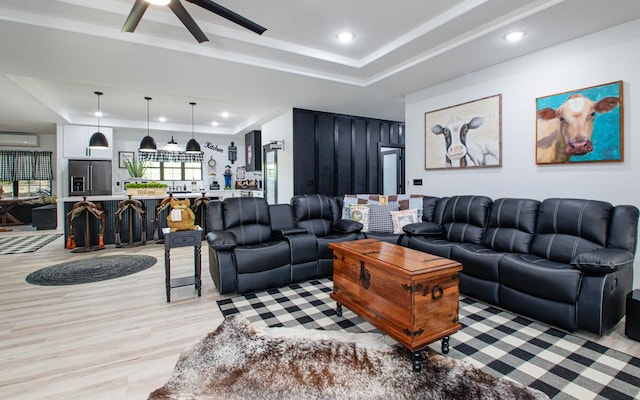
[122, 0, 267, 43]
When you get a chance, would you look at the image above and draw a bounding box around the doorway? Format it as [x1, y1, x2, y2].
[263, 145, 277, 204]
[380, 146, 404, 194]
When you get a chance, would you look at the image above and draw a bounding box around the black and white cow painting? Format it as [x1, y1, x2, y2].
[431, 117, 498, 168]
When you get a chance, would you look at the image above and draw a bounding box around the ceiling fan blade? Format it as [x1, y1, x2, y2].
[167, 0, 210, 43]
[185, 0, 267, 35]
[122, 0, 149, 33]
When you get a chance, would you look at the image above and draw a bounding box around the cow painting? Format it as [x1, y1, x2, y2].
[425, 94, 502, 170]
[432, 117, 499, 167]
[536, 81, 623, 164]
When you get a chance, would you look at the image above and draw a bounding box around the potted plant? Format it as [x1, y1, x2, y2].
[123, 157, 148, 179]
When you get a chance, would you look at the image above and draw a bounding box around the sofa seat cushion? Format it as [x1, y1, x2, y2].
[499, 253, 582, 303]
[317, 232, 359, 259]
[406, 236, 454, 258]
[364, 231, 402, 245]
[234, 241, 291, 274]
[451, 243, 503, 281]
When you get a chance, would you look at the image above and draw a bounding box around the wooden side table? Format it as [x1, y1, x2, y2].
[162, 226, 202, 302]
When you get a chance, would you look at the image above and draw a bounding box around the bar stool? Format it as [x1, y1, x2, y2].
[192, 192, 210, 239]
[65, 196, 106, 253]
[115, 195, 146, 248]
[153, 194, 173, 242]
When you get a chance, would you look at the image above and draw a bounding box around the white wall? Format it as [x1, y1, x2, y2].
[113, 129, 244, 192]
[405, 18, 640, 288]
[261, 109, 294, 204]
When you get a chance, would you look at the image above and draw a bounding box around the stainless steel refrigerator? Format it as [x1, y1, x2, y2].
[68, 159, 112, 196]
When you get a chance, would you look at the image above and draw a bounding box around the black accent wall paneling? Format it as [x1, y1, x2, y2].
[293, 108, 404, 197]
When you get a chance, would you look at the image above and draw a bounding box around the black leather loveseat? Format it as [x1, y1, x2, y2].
[206, 196, 362, 295]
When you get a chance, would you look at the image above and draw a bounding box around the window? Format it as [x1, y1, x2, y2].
[0, 151, 53, 197]
[139, 151, 203, 181]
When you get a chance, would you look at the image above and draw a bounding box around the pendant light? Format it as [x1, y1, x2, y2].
[89, 91, 109, 148]
[166, 135, 180, 151]
[186, 102, 202, 154]
[139, 96, 157, 152]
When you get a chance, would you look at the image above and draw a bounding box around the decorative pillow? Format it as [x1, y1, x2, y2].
[342, 194, 387, 219]
[390, 208, 419, 234]
[388, 195, 424, 220]
[368, 204, 399, 233]
[349, 204, 371, 232]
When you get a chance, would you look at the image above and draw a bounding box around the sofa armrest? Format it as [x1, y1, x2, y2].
[272, 227, 308, 239]
[570, 248, 634, 274]
[206, 231, 237, 251]
[332, 219, 363, 234]
[402, 222, 443, 237]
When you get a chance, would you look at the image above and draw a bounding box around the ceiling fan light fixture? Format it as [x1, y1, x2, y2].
[139, 96, 157, 152]
[186, 101, 202, 154]
[89, 91, 109, 149]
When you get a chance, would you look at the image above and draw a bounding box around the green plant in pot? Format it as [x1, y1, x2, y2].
[123, 157, 148, 179]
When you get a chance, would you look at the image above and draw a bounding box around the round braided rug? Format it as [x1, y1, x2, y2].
[25, 255, 157, 286]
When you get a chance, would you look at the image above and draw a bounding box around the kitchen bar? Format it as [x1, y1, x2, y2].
[60, 191, 261, 248]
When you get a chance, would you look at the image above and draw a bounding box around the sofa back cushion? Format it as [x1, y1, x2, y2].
[440, 195, 492, 244]
[291, 194, 341, 237]
[421, 196, 440, 222]
[530, 198, 612, 263]
[482, 198, 540, 253]
[223, 197, 273, 246]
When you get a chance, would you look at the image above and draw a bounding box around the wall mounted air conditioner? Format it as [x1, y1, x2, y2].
[0, 133, 38, 147]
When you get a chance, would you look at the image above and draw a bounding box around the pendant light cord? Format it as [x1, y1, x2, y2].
[191, 102, 196, 138]
[95, 91, 103, 131]
[145, 96, 152, 136]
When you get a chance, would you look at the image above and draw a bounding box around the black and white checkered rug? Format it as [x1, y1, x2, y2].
[0, 234, 62, 255]
[218, 279, 640, 400]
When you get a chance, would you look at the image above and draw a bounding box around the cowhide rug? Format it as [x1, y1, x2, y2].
[149, 315, 549, 400]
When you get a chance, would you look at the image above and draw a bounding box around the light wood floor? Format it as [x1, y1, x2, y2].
[1, 227, 639, 399]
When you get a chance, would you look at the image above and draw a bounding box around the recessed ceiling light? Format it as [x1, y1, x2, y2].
[337, 31, 355, 43]
[94, 111, 103, 117]
[158, 116, 166, 122]
[145, 0, 170, 5]
[221, 112, 229, 118]
[211, 121, 219, 127]
[504, 31, 525, 42]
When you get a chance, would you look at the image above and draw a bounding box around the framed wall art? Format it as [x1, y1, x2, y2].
[424, 94, 502, 170]
[118, 151, 134, 169]
[536, 80, 623, 164]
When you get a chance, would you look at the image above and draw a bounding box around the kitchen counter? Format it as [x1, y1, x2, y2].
[61, 190, 263, 247]
[60, 190, 262, 202]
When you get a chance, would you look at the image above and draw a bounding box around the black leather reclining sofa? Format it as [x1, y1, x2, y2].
[206, 194, 638, 336]
[206, 195, 362, 295]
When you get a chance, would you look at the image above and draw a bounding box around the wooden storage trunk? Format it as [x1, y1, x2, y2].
[329, 239, 461, 352]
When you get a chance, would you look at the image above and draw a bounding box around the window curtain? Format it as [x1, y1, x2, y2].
[139, 149, 203, 163]
[0, 151, 53, 181]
